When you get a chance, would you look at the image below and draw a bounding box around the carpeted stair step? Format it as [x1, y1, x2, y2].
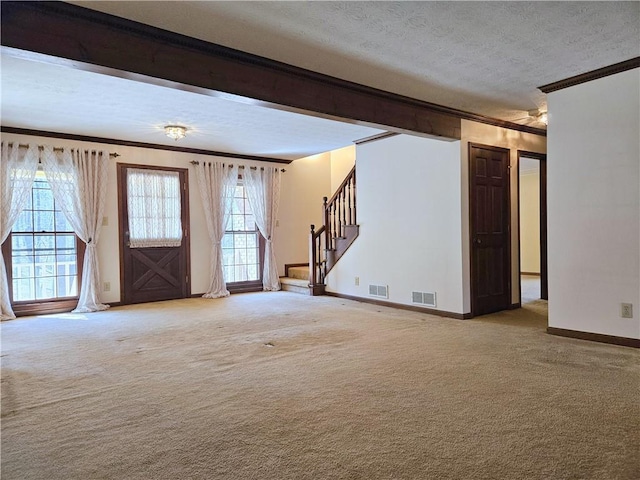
[287, 266, 309, 281]
[280, 277, 309, 295]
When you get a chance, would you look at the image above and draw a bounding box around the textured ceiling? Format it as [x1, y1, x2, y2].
[0, 55, 384, 160]
[3, 2, 639, 158]
[71, 0, 640, 123]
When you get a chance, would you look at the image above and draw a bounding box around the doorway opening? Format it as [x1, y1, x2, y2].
[517, 151, 547, 307]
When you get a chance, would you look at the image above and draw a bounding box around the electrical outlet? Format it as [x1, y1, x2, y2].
[102, 216, 109, 226]
[621, 303, 633, 318]
[355, 276, 359, 286]
[104, 282, 111, 292]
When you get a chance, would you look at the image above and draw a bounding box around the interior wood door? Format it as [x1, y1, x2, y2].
[118, 164, 190, 305]
[469, 144, 511, 316]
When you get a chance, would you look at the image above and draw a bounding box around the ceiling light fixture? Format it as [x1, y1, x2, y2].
[164, 125, 187, 141]
[528, 109, 548, 126]
[538, 112, 548, 125]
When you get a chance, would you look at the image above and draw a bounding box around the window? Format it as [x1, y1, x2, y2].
[2, 170, 83, 315]
[127, 168, 182, 248]
[222, 180, 263, 288]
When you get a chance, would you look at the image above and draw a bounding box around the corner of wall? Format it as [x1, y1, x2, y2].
[546, 69, 640, 339]
[326, 134, 466, 315]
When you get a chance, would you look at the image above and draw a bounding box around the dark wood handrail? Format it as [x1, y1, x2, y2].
[326, 166, 356, 207]
[324, 166, 356, 249]
[308, 166, 358, 294]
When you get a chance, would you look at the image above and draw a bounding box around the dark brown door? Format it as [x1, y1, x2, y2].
[469, 144, 511, 316]
[118, 164, 190, 305]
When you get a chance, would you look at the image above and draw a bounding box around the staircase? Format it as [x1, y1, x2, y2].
[280, 264, 312, 295]
[281, 166, 358, 296]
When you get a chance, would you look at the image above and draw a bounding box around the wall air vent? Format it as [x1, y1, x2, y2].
[412, 291, 436, 307]
[369, 284, 388, 298]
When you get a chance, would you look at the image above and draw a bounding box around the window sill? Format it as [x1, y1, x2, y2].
[12, 298, 79, 317]
[227, 280, 263, 294]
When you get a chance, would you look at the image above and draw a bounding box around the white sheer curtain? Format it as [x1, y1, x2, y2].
[42, 147, 109, 313]
[195, 161, 239, 298]
[127, 168, 182, 248]
[0, 143, 39, 320]
[244, 167, 281, 291]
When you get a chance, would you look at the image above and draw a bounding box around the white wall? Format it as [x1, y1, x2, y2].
[460, 120, 547, 310]
[277, 146, 354, 271]
[547, 68, 640, 339]
[330, 145, 355, 192]
[277, 152, 332, 269]
[0, 132, 331, 303]
[519, 171, 541, 274]
[325, 134, 466, 314]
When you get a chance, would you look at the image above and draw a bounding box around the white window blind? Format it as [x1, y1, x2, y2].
[127, 168, 182, 248]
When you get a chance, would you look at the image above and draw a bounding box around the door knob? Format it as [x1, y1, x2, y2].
[476, 238, 482, 245]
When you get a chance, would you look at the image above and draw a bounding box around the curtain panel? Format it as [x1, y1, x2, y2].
[244, 167, 282, 291]
[0, 143, 39, 320]
[42, 147, 109, 313]
[195, 162, 239, 298]
[127, 168, 183, 248]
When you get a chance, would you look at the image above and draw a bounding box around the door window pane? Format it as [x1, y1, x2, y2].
[127, 168, 182, 248]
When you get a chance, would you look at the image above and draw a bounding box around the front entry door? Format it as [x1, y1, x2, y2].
[469, 144, 511, 316]
[118, 164, 190, 305]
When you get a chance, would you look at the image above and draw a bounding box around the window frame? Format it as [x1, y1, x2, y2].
[225, 176, 265, 294]
[1, 172, 85, 317]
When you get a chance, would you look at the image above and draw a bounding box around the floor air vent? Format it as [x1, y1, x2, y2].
[369, 284, 388, 298]
[412, 291, 436, 307]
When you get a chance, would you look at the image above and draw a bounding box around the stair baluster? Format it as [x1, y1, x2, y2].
[352, 173, 357, 225]
[308, 166, 359, 295]
[322, 197, 330, 251]
[347, 180, 352, 225]
[331, 202, 337, 250]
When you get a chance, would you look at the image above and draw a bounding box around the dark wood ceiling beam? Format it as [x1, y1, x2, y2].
[1, 1, 461, 139]
[1, 1, 546, 138]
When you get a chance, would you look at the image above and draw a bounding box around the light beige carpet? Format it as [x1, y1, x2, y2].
[521, 275, 542, 305]
[1, 293, 638, 479]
